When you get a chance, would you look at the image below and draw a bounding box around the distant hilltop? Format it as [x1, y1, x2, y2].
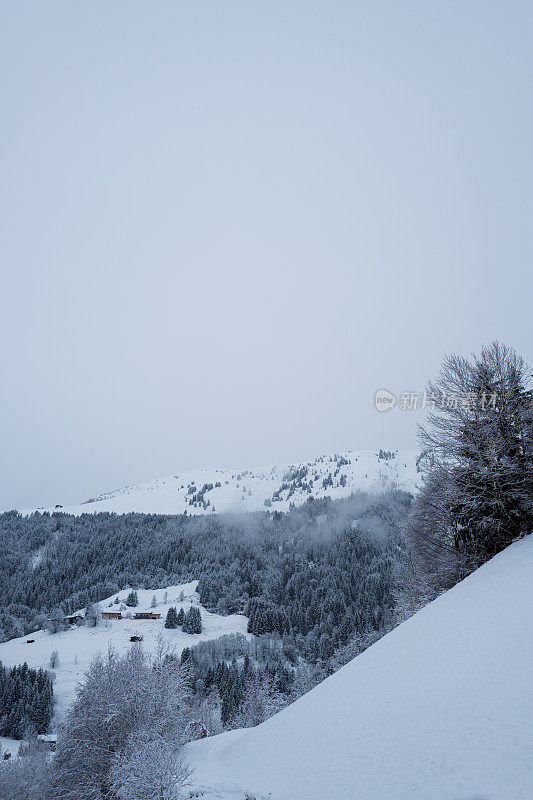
[25, 448, 421, 517]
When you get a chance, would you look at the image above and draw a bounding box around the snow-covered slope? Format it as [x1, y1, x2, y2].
[187, 536, 533, 800]
[0, 582, 249, 725]
[25, 449, 419, 517]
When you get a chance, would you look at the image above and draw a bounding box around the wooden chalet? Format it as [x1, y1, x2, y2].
[102, 611, 122, 620]
[133, 611, 161, 620]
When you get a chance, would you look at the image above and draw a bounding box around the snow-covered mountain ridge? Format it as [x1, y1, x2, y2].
[25, 449, 420, 516]
[186, 535, 533, 800]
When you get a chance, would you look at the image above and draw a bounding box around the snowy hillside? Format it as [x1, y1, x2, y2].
[186, 536, 533, 800]
[25, 449, 419, 516]
[0, 582, 249, 726]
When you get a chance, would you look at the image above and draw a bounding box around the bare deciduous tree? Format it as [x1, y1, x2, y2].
[109, 727, 192, 800]
[409, 341, 533, 575]
[52, 643, 191, 800]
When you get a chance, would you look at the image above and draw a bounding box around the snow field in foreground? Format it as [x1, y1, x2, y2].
[187, 536, 533, 800]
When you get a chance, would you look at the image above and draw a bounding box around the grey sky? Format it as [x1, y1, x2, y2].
[1, 1, 532, 510]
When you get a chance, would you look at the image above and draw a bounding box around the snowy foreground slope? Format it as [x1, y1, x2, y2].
[187, 536, 533, 800]
[24, 449, 419, 517]
[0, 582, 249, 727]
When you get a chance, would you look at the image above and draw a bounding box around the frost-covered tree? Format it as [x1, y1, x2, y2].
[183, 607, 202, 634]
[416, 342, 533, 561]
[85, 603, 100, 628]
[0, 739, 52, 800]
[49, 650, 59, 669]
[0, 661, 53, 738]
[125, 591, 138, 607]
[52, 644, 191, 800]
[165, 607, 178, 629]
[235, 668, 283, 728]
[44, 608, 66, 635]
[109, 727, 191, 800]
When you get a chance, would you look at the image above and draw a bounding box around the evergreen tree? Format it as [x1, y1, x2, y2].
[0, 661, 54, 739]
[164, 607, 178, 629]
[125, 590, 139, 607]
[183, 607, 202, 634]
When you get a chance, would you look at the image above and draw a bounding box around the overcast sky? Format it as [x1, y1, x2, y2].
[1, 1, 531, 511]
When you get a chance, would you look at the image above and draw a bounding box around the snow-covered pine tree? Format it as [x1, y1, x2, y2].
[125, 590, 139, 607]
[183, 607, 202, 634]
[165, 607, 178, 629]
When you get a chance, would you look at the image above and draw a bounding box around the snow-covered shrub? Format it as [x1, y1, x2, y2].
[85, 602, 101, 628]
[0, 743, 52, 800]
[52, 644, 191, 800]
[43, 608, 67, 635]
